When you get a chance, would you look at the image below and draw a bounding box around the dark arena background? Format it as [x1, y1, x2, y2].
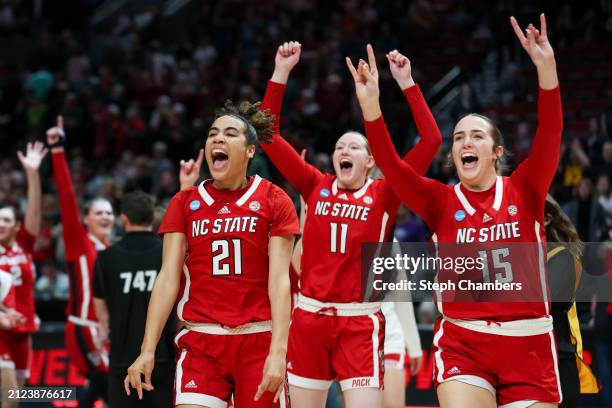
[0, 0, 610, 407]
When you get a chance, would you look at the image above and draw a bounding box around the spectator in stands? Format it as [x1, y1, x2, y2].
[450, 83, 481, 122]
[35, 260, 69, 301]
[596, 174, 612, 228]
[563, 178, 606, 241]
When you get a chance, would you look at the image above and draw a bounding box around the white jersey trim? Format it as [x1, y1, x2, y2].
[492, 176, 504, 210]
[448, 375, 496, 396]
[431, 233, 443, 314]
[67, 315, 100, 328]
[369, 313, 381, 388]
[79, 255, 90, 319]
[185, 320, 272, 335]
[454, 184, 475, 215]
[354, 178, 374, 199]
[198, 175, 263, 207]
[297, 294, 381, 316]
[88, 234, 107, 251]
[548, 330, 563, 403]
[236, 175, 262, 207]
[443, 316, 553, 336]
[378, 212, 389, 242]
[454, 176, 504, 216]
[175, 393, 227, 408]
[287, 373, 332, 390]
[0, 270, 12, 302]
[498, 400, 538, 408]
[197, 180, 215, 206]
[177, 264, 191, 321]
[534, 220, 550, 315]
[331, 177, 373, 199]
[433, 319, 445, 383]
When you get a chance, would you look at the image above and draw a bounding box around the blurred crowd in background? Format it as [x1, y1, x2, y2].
[0, 0, 610, 318]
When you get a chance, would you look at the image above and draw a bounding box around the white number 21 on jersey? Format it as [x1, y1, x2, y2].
[212, 239, 243, 276]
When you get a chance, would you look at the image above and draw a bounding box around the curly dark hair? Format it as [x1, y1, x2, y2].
[545, 194, 584, 258]
[214, 100, 275, 144]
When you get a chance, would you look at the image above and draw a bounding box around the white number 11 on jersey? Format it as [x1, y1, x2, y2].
[330, 222, 348, 254]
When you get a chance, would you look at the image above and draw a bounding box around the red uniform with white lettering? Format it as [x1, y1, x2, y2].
[0, 268, 15, 305]
[365, 87, 563, 406]
[261, 80, 441, 390]
[0, 228, 38, 377]
[51, 151, 109, 375]
[159, 175, 298, 407]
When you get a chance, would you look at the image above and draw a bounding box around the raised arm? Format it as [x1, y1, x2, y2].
[386, 49, 441, 173]
[46, 116, 89, 260]
[346, 46, 448, 229]
[18, 142, 47, 236]
[509, 14, 562, 211]
[179, 149, 204, 190]
[260, 41, 323, 197]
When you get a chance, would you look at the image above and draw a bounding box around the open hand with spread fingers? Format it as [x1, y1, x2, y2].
[17, 141, 48, 173]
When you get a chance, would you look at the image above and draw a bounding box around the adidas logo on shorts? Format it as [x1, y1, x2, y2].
[185, 380, 198, 389]
[446, 366, 460, 375]
[218, 206, 231, 214]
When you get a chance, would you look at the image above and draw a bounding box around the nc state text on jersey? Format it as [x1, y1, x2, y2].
[192, 216, 258, 237]
[314, 201, 370, 221]
[456, 221, 521, 243]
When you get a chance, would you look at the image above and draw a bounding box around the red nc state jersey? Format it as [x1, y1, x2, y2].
[159, 175, 299, 327]
[433, 176, 549, 321]
[301, 176, 398, 303]
[0, 268, 16, 307]
[0, 229, 38, 332]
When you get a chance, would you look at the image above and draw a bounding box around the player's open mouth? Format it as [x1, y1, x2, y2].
[461, 152, 478, 170]
[212, 150, 229, 170]
[339, 158, 353, 175]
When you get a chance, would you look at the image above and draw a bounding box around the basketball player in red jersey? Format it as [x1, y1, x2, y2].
[261, 42, 441, 407]
[0, 141, 46, 407]
[125, 101, 299, 408]
[351, 14, 563, 408]
[0, 267, 25, 330]
[47, 117, 114, 406]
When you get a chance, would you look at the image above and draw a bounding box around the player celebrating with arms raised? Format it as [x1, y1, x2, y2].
[47, 117, 114, 407]
[351, 14, 563, 408]
[0, 142, 46, 408]
[261, 42, 441, 407]
[126, 102, 298, 408]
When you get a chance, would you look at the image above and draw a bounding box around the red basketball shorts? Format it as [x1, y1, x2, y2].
[174, 321, 289, 408]
[432, 316, 562, 407]
[287, 295, 385, 391]
[65, 319, 109, 375]
[0, 331, 32, 377]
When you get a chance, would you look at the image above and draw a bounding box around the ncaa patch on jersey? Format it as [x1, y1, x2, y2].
[454, 210, 466, 222]
[249, 201, 261, 211]
[508, 205, 518, 216]
[189, 200, 201, 211]
[320, 188, 330, 198]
